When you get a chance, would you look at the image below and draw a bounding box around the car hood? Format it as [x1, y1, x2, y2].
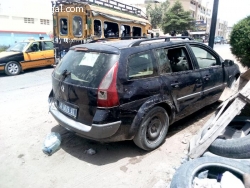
[0, 51, 24, 64]
[0, 51, 21, 58]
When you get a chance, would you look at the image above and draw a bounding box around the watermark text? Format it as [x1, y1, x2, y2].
[52, 4, 84, 13]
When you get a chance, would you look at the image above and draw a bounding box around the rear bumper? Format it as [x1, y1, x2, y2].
[49, 103, 121, 140]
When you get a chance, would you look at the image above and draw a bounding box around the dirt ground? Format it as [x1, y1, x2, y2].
[0, 44, 245, 188]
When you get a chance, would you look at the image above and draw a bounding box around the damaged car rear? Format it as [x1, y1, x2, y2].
[48, 38, 240, 151]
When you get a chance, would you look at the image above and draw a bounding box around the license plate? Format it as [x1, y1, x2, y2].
[58, 101, 77, 118]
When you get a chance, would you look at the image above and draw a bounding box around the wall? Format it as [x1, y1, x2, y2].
[0, 32, 50, 47]
[0, 0, 53, 46]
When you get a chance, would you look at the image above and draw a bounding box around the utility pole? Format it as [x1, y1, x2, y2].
[208, 0, 219, 48]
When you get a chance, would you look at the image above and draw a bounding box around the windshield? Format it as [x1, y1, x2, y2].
[6, 42, 29, 52]
[54, 50, 119, 88]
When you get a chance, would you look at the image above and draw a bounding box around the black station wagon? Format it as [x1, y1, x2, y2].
[48, 37, 240, 150]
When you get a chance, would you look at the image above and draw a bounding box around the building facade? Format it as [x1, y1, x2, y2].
[171, 0, 228, 39]
[142, 0, 228, 39]
[0, 0, 53, 46]
[215, 19, 228, 38]
[225, 26, 232, 40]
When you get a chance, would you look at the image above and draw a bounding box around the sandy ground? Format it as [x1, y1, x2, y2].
[0, 44, 244, 188]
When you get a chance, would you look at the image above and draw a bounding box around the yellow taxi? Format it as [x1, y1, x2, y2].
[0, 39, 54, 76]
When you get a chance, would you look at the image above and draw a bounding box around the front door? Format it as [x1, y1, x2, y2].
[22, 41, 46, 69]
[189, 45, 225, 106]
[154, 46, 203, 120]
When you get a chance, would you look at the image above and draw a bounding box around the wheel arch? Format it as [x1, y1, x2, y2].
[16, 61, 23, 71]
[157, 102, 175, 124]
[128, 95, 175, 139]
[235, 72, 240, 79]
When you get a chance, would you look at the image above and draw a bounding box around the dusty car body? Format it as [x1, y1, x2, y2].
[48, 37, 240, 150]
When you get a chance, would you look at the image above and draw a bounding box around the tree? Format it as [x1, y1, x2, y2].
[161, 1, 195, 34]
[230, 15, 250, 68]
[146, 1, 169, 29]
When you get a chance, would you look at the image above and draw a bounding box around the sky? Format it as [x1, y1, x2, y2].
[1, 0, 249, 26]
[211, 0, 250, 26]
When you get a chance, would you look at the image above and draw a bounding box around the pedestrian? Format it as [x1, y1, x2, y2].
[181, 30, 189, 39]
[181, 30, 189, 36]
[170, 30, 176, 36]
[202, 36, 205, 43]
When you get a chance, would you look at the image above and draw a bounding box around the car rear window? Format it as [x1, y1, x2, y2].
[54, 50, 119, 88]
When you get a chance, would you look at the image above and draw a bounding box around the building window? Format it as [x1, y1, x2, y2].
[24, 17, 34, 24]
[40, 19, 50, 25]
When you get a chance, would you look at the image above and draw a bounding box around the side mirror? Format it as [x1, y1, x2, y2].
[223, 59, 234, 66]
[26, 48, 32, 53]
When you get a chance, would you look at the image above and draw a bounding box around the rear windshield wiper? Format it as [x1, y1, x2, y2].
[62, 69, 71, 76]
[60, 69, 71, 81]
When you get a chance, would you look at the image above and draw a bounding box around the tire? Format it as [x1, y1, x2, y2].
[202, 151, 250, 167]
[5, 61, 21, 76]
[208, 116, 250, 159]
[170, 157, 250, 188]
[133, 106, 169, 151]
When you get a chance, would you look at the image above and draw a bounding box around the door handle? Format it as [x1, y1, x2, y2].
[195, 79, 202, 87]
[171, 81, 180, 88]
[196, 83, 202, 87]
[203, 75, 211, 81]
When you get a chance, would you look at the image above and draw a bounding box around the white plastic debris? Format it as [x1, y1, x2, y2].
[84, 148, 96, 155]
[193, 177, 220, 188]
[197, 170, 209, 179]
[42, 132, 61, 156]
[221, 171, 245, 188]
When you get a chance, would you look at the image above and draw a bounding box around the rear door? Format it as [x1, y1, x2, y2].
[188, 44, 225, 106]
[43, 41, 55, 65]
[121, 50, 161, 104]
[154, 45, 203, 120]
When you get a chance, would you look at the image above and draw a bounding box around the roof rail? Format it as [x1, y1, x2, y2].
[55, 0, 147, 19]
[88, 36, 147, 43]
[129, 36, 194, 47]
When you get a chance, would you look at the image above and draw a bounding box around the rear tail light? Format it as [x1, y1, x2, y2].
[97, 62, 119, 107]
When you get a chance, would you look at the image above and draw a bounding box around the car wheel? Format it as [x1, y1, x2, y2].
[133, 106, 169, 151]
[170, 156, 250, 188]
[5, 61, 21, 76]
[208, 116, 250, 159]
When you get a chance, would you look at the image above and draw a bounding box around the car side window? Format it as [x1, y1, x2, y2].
[44, 41, 54, 50]
[154, 48, 172, 74]
[190, 46, 218, 68]
[167, 47, 192, 72]
[27, 42, 43, 52]
[128, 51, 155, 79]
